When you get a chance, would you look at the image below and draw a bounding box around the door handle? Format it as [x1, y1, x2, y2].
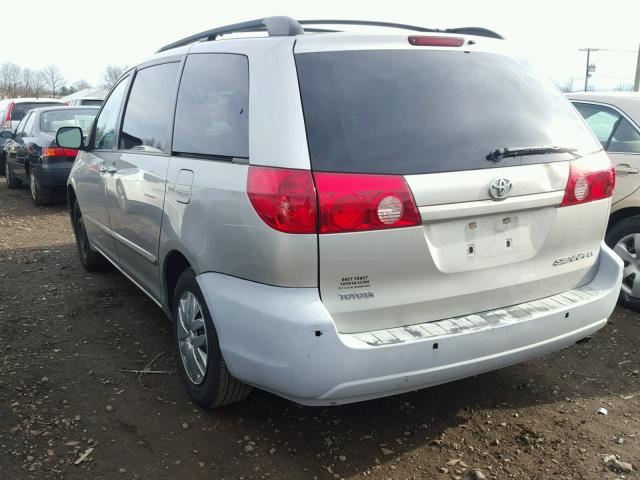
[106, 166, 117, 174]
[99, 166, 108, 173]
[616, 164, 639, 174]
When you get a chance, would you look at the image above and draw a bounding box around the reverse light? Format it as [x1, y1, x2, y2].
[560, 155, 615, 207]
[408, 36, 465, 47]
[314, 172, 421, 233]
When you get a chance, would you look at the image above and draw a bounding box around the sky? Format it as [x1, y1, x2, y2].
[2, 0, 639, 91]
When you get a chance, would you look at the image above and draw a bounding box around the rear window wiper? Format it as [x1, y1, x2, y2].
[486, 146, 578, 162]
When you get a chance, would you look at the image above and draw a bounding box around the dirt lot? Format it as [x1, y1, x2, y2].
[0, 177, 639, 480]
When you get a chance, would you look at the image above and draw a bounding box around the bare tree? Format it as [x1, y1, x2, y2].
[33, 70, 45, 98]
[0, 63, 22, 97]
[72, 79, 92, 91]
[614, 82, 634, 92]
[42, 64, 65, 97]
[101, 65, 127, 90]
[557, 77, 576, 93]
[22, 68, 34, 96]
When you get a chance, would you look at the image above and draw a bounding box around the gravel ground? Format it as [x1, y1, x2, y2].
[0, 177, 639, 480]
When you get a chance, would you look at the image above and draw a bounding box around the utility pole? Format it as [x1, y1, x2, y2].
[634, 42, 640, 91]
[579, 48, 600, 91]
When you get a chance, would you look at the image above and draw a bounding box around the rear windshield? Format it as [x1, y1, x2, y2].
[295, 50, 600, 174]
[41, 108, 99, 134]
[12, 102, 61, 121]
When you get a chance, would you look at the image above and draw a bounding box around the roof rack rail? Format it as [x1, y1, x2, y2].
[157, 16, 304, 53]
[297, 19, 504, 40]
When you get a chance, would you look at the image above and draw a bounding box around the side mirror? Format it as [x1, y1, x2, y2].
[0, 130, 13, 140]
[56, 126, 84, 150]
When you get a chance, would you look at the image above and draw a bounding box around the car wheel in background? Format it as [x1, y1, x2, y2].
[30, 174, 52, 206]
[5, 161, 21, 189]
[0, 152, 5, 177]
[172, 268, 252, 408]
[71, 200, 106, 271]
[606, 215, 640, 312]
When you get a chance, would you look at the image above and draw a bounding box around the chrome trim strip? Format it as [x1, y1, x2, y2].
[90, 243, 163, 308]
[351, 286, 599, 346]
[419, 190, 564, 222]
[84, 215, 158, 265]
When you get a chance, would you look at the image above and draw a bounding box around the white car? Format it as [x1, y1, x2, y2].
[568, 92, 640, 310]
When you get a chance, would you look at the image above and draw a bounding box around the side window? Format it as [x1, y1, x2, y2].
[119, 62, 180, 153]
[22, 113, 36, 137]
[173, 54, 249, 158]
[573, 102, 621, 147]
[609, 118, 640, 154]
[94, 78, 129, 150]
[15, 114, 30, 137]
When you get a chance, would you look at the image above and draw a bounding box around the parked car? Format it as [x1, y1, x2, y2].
[568, 92, 640, 311]
[68, 97, 104, 106]
[0, 97, 65, 176]
[58, 16, 622, 409]
[4, 106, 98, 205]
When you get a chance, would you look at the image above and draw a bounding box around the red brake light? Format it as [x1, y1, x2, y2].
[43, 147, 79, 158]
[247, 167, 422, 234]
[315, 172, 421, 233]
[408, 36, 465, 47]
[247, 166, 317, 234]
[2, 102, 14, 129]
[560, 155, 615, 207]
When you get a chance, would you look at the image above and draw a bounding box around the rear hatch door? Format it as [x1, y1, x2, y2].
[295, 37, 611, 333]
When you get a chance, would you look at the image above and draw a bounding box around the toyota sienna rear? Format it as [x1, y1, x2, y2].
[62, 17, 623, 407]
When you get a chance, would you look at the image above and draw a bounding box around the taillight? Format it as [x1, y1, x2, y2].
[315, 172, 421, 233]
[408, 36, 465, 47]
[43, 147, 79, 158]
[1, 102, 14, 129]
[247, 166, 317, 234]
[247, 167, 422, 234]
[560, 155, 615, 207]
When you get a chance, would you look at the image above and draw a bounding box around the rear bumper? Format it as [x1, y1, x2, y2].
[32, 164, 71, 188]
[197, 242, 622, 406]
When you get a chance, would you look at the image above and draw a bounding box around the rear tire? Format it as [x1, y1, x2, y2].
[72, 200, 106, 271]
[606, 215, 640, 312]
[30, 174, 52, 206]
[0, 152, 6, 177]
[5, 161, 21, 189]
[172, 268, 252, 408]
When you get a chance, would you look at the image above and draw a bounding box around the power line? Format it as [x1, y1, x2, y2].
[579, 46, 640, 91]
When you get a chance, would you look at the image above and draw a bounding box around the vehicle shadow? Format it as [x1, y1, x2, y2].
[1, 241, 638, 479]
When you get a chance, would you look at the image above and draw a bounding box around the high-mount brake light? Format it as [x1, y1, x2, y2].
[560, 155, 615, 207]
[408, 36, 465, 47]
[314, 172, 421, 234]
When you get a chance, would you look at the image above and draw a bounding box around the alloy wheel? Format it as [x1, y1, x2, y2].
[176, 291, 208, 385]
[614, 233, 640, 298]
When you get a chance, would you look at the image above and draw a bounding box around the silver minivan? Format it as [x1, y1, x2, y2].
[58, 17, 623, 408]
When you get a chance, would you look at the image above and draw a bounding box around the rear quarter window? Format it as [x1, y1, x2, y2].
[173, 53, 249, 158]
[296, 50, 600, 174]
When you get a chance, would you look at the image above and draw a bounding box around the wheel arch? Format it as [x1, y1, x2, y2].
[608, 207, 640, 230]
[67, 183, 77, 213]
[163, 249, 193, 320]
